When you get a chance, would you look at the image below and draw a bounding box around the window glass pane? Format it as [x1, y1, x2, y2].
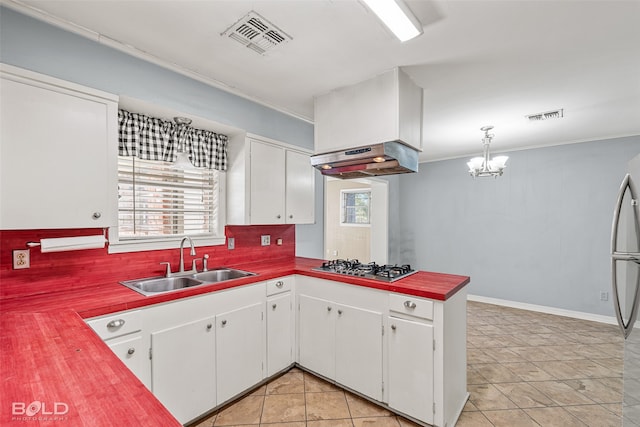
[341, 190, 370, 225]
[118, 156, 218, 239]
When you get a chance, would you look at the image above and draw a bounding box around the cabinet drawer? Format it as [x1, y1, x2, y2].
[266, 277, 292, 296]
[389, 294, 433, 320]
[87, 310, 141, 340]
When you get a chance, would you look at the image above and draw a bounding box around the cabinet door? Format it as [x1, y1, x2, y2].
[0, 74, 117, 229]
[107, 335, 148, 388]
[285, 150, 315, 224]
[335, 304, 383, 400]
[387, 317, 434, 424]
[216, 302, 264, 404]
[298, 295, 335, 379]
[267, 293, 293, 376]
[250, 139, 285, 224]
[151, 317, 215, 424]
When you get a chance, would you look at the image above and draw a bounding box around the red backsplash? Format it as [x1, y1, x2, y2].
[0, 225, 295, 300]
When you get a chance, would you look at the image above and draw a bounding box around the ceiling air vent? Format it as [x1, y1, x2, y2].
[222, 11, 292, 55]
[526, 109, 564, 121]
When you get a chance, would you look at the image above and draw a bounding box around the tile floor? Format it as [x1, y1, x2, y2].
[190, 301, 624, 427]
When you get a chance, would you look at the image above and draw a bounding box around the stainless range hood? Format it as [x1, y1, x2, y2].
[313, 68, 423, 179]
[310, 141, 418, 179]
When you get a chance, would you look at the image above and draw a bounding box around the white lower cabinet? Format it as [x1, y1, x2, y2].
[335, 303, 383, 401]
[267, 292, 293, 376]
[151, 317, 216, 424]
[298, 292, 383, 400]
[215, 302, 264, 404]
[106, 334, 146, 382]
[387, 316, 434, 424]
[298, 295, 336, 378]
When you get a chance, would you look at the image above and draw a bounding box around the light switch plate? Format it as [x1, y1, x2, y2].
[261, 235, 271, 246]
[227, 237, 235, 250]
[13, 249, 30, 269]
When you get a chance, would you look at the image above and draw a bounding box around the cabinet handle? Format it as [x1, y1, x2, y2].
[391, 324, 397, 331]
[272, 304, 277, 310]
[338, 309, 343, 315]
[221, 320, 227, 326]
[106, 319, 125, 329]
[277, 214, 281, 219]
[289, 215, 293, 219]
[327, 307, 332, 312]
[206, 323, 212, 331]
[404, 301, 417, 309]
[276, 281, 284, 288]
[92, 212, 102, 220]
[127, 348, 135, 355]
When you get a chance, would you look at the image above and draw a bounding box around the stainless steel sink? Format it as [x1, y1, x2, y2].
[191, 269, 255, 283]
[121, 268, 257, 296]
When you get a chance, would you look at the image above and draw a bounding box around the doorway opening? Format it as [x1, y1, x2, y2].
[324, 177, 388, 264]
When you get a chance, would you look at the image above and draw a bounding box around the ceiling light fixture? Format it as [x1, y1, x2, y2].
[467, 126, 508, 178]
[361, 0, 423, 42]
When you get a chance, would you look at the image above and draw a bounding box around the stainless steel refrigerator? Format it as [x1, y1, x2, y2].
[611, 153, 640, 426]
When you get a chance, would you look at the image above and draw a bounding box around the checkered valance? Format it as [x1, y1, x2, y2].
[118, 109, 228, 171]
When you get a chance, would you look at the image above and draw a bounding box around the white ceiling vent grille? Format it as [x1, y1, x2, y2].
[526, 109, 564, 121]
[222, 11, 292, 55]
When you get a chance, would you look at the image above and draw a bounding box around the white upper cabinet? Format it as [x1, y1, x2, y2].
[314, 67, 423, 153]
[227, 134, 315, 225]
[0, 64, 118, 229]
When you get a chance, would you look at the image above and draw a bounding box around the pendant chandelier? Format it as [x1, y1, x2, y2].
[467, 126, 508, 178]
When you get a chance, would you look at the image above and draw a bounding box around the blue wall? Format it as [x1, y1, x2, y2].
[398, 136, 640, 316]
[0, 6, 323, 258]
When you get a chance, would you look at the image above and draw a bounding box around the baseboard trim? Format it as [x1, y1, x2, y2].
[467, 294, 618, 326]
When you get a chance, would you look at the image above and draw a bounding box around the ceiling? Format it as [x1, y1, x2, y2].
[5, 0, 640, 161]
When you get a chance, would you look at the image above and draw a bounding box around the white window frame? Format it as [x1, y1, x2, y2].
[340, 188, 371, 227]
[108, 163, 226, 254]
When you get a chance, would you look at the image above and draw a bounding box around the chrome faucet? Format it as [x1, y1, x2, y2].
[179, 236, 196, 273]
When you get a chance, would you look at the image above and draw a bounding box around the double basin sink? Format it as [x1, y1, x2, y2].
[120, 268, 257, 296]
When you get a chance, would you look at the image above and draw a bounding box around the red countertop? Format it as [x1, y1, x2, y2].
[0, 256, 469, 426]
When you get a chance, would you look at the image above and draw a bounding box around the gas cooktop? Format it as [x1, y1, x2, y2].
[313, 259, 417, 282]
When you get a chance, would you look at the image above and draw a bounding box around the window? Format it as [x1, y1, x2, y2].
[341, 189, 371, 225]
[110, 156, 224, 252]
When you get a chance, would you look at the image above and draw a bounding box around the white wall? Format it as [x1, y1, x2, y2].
[398, 136, 640, 316]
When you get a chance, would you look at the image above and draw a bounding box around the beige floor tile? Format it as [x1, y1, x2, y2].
[483, 408, 540, 426]
[600, 403, 622, 417]
[395, 417, 422, 427]
[192, 414, 216, 427]
[532, 360, 587, 380]
[467, 366, 488, 384]
[215, 395, 264, 426]
[352, 417, 400, 427]
[564, 379, 622, 404]
[468, 383, 518, 411]
[462, 400, 479, 412]
[482, 347, 528, 363]
[259, 423, 305, 427]
[468, 348, 498, 364]
[266, 371, 305, 395]
[564, 404, 621, 427]
[472, 363, 522, 383]
[501, 361, 556, 381]
[306, 391, 350, 420]
[345, 392, 394, 418]
[454, 411, 494, 426]
[494, 382, 555, 408]
[260, 393, 305, 423]
[524, 407, 586, 427]
[530, 381, 595, 406]
[569, 359, 618, 378]
[306, 419, 353, 427]
[250, 385, 267, 396]
[304, 373, 342, 392]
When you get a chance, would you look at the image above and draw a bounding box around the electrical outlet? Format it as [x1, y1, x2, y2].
[13, 249, 30, 269]
[600, 291, 609, 301]
[276, 238, 283, 246]
[261, 235, 271, 246]
[227, 237, 235, 250]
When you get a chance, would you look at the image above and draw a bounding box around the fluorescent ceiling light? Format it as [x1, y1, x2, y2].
[361, 0, 423, 42]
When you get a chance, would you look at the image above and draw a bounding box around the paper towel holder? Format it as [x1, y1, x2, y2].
[26, 229, 107, 249]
